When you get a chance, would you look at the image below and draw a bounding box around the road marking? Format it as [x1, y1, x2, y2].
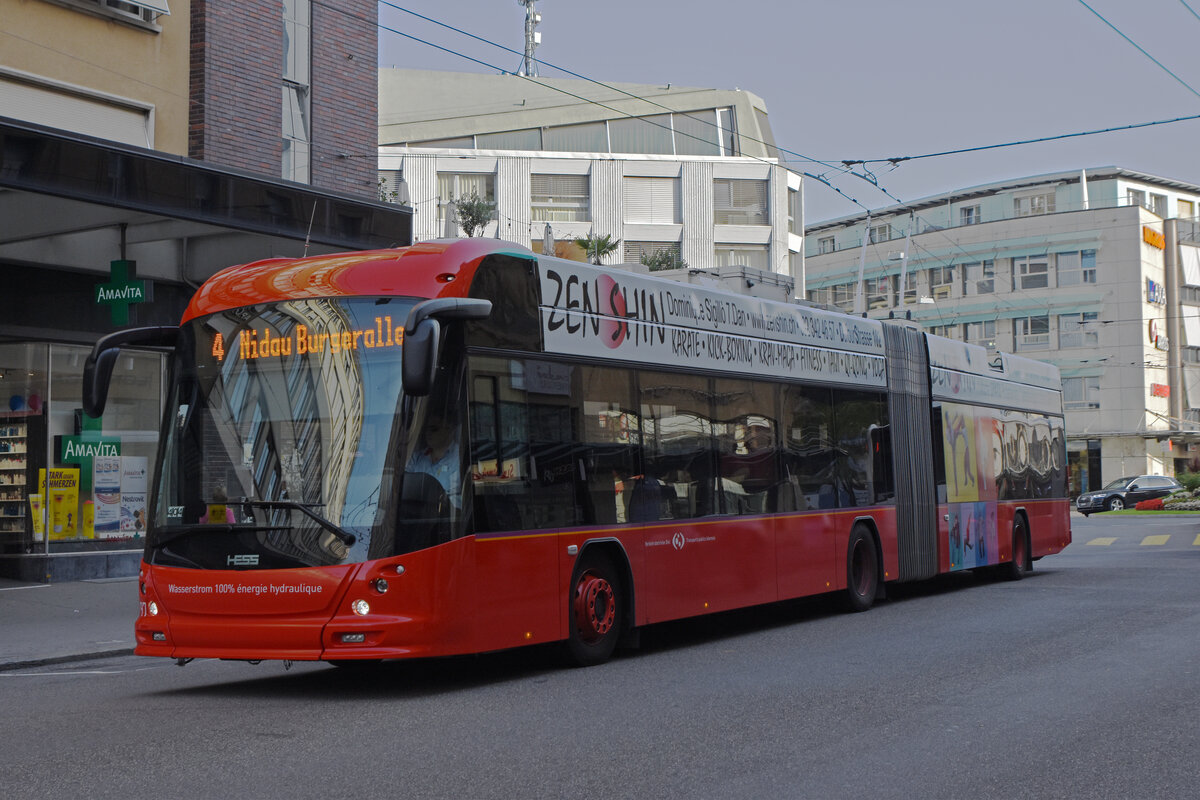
[1140, 534, 1170, 546]
[1086, 537, 1117, 546]
[1194, 533, 1200, 546]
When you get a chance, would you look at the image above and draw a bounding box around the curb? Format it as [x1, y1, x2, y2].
[0, 647, 136, 673]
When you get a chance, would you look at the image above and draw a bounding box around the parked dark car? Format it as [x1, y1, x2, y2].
[1075, 475, 1183, 515]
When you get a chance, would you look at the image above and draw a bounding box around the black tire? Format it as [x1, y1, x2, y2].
[844, 525, 879, 612]
[1002, 516, 1030, 581]
[1104, 496, 1124, 512]
[566, 551, 624, 667]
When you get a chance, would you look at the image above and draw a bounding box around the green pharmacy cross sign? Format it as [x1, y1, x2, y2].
[96, 260, 146, 325]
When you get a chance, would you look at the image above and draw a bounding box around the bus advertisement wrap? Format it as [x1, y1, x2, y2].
[539, 262, 887, 386]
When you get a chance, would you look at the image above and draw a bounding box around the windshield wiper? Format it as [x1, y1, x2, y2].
[237, 500, 357, 547]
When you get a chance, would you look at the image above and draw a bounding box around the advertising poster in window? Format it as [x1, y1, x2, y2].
[120, 457, 148, 535]
[47, 467, 80, 540]
[942, 403, 997, 570]
[93, 455, 122, 538]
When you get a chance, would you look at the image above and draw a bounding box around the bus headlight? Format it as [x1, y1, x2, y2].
[148, 601, 159, 616]
[351, 599, 370, 616]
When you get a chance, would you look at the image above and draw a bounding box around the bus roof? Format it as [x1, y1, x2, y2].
[181, 238, 533, 323]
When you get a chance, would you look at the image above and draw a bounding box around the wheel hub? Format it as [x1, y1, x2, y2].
[574, 572, 615, 643]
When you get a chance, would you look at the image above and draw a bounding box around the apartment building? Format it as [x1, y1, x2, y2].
[804, 167, 1200, 495]
[378, 69, 803, 277]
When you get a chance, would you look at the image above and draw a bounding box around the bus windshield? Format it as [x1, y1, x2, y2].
[149, 296, 459, 570]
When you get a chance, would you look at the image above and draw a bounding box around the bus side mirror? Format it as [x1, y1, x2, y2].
[401, 298, 493, 397]
[402, 317, 441, 396]
[82, 347, 122, 418]
[82, 326, 180, 418]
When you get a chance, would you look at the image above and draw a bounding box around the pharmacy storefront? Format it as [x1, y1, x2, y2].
[0, 120, 412, 580]
[0, 339, 164, 580]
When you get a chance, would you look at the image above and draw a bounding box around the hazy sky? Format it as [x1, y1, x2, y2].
[378, 0, 1200, 222]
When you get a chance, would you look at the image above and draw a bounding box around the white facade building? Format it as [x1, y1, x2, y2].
[803, 168, 1200, 494]
[378, 69, 803, 277]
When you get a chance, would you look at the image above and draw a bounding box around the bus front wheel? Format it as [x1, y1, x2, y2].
[844, 525, 879, 612]
[566, 551, 622, 667]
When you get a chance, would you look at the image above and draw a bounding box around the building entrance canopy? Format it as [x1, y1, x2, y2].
[0, 118, 412, 287]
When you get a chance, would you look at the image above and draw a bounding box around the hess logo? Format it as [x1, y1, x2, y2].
[227, 554, 259, 567]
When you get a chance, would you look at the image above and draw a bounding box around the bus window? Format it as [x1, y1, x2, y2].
[713, 377, 779, 515]
[931, 403, 947, 503]
[639, 371, 715, 519]
[827, 388, 892, 506]
[577, 366, 638, 525]
[781, 385, 835, 510]
[467, 356, 578, 533]
[397, 325, 470, 551]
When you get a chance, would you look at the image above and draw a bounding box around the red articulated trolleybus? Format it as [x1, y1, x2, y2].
[83, 238, 1071, 668]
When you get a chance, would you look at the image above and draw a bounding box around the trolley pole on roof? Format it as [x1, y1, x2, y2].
[517, 0, 542, 77]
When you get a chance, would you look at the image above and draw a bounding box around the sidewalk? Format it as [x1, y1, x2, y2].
[0, 576, 139, 670]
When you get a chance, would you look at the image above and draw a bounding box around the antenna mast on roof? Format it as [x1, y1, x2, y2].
[516, 0, 542, 77]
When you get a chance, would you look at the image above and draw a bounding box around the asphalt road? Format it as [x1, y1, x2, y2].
[3, 514, 1198, 799]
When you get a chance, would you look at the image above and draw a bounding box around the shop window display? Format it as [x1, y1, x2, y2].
[0, 343, 162, 559]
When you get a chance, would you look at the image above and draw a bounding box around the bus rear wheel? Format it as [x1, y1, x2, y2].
[567, 551, 622, 667]
[1002, 517, 1031, 581]
[845, 525, 879, 612]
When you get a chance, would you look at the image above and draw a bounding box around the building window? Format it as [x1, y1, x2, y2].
[928, 266, 955, 299]
[625, 177, 680, 224]
[832, 283, 854, 311]
[1057, 250, 1097, 286]
[673, 109, 721, 156]
[714, 179, 768, 225]
[928, 324, 958, 340]
[609, 114, 674, 155]
[1063, 376, 1100, 409]
[438, 173, 495, 219]
[626, 242, 683, 270]
[714, 244, 769, 270]
[1059, 312, 1100, 348]
[959, 205, 981, 226]
[1014, 192, 1055, 217]
[716, 107, 738, 156]
[543, 121, 607, 153]
[282, 0, 311, 184]
[69, 0, 170, 25]
[865, 275, 893, 309]
[1014, 255, 1050, 289]
[787, 188, 801, 235]
[817, 236, 835, 254]
[898, 272, 917, 305]
[1128, 189, 1146, 209]
[1150, 193, 1168, 217]
[807, 287, 831, 305]
[962, 260, 995, 295]
[282, 86, 310, 183]
[1179, 199, 1196, 219]
[868, 223, 891, 244]
[531, 174, 589, 222]
[1015, 315, 1050, 350]
[965, 320, 996, 348]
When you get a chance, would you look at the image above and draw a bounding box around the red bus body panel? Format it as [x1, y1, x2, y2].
[136, 240, 1072, 663]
